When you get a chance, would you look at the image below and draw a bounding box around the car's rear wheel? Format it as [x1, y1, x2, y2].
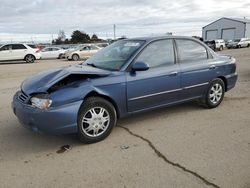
[203, 78, 225, 108]
[72, 54, 79, 61]
[77, 97, 117, 144]
[25, 54, 35, 63]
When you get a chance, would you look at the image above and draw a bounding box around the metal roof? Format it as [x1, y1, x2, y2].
[229, 17, 250, 23]
[203, 17, 250, 28]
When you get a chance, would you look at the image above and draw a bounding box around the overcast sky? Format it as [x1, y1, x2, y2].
[0, 0, 250, 42]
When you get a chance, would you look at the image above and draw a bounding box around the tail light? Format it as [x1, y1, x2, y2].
[35, 49, 40, 53]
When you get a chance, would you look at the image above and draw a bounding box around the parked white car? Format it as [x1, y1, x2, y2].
[204, 39, 226, 51]
[41, 47, 66, 59]
[227, 38, 250, 48]
[66, 45, 101, 61]
[0, 44, 41, 63]
[214, 39, 226, 51]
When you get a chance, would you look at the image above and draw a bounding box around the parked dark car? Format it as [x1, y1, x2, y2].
[12, 36, 238, 143]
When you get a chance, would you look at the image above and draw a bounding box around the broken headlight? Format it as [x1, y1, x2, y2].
[30, 97, 52, 110]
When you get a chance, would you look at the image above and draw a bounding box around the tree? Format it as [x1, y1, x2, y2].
[91, 34, 99, 41]
[70, 30, 90, 44]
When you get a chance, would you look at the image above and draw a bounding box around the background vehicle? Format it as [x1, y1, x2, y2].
[66, 45, 100, 61]
[227, 38, 250, 48]
[204, 39, 225, 51]
[40, 47, 66, 59]
[96, 43, 109, 49]
[0, 43, 41, 63]
[12, 36, 237, 143]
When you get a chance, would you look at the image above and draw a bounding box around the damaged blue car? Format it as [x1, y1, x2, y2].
[12, 36, 237, 143]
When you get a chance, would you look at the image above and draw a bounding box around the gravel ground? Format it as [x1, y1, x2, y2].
[0, 48, 249, 188]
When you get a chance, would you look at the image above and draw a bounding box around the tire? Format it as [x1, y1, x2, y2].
[203, 78, 225, 108]
[219, 46, 223, 51]
[25, 54, 35, 63]
[72, 54, 79, 61]
[77, 97, 117, 144]
[238, 45, 241, 48]
[58, 54, 63, 59]
[247, 44, 250, 48]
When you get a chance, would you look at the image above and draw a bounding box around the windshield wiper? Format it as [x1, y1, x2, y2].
[86, 62, 97, 68]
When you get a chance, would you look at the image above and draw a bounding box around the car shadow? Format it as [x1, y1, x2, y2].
[118, 101, 202, 127]
[0, 61, 26, 65]
[1, 118, 81, 159]
[2, 101, 202, 159]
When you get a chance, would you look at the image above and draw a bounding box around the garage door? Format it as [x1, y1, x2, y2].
[222, 28, 236, 40]
[206, 30, 218, 40]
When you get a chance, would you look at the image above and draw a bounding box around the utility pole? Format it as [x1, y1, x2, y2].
[113, 24, 116, 40]
[51, 34, 54, 44]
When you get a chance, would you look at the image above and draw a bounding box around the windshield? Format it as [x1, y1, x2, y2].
[234, 39, 240, 42]
[84, 40, 145, 71]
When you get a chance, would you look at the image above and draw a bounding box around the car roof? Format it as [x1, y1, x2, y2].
[123, 36, 197, 42]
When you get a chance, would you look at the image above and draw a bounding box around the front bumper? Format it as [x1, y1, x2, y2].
[12, 91, 82, 134]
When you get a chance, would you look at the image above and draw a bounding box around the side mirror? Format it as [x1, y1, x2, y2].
[132, 62, 149, 72]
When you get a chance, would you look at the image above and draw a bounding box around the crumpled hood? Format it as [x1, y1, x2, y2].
[22, 64, 111, 95]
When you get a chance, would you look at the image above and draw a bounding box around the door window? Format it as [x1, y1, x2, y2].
[0, 45, 12, 51]
[135, 39, 175, 68]
[12, 44, 27, 50]
[176, 39, 208, 63]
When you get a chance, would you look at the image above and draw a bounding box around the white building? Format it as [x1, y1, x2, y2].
[202, 17, 250, 41]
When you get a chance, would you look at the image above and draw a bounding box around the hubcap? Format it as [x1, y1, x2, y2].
[73, 55, 78, 61]
[26, 55, 34, 63]
[81, 107, 110, 137]
[209, 83, 223, 104]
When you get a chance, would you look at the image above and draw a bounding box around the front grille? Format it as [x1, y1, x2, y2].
[18, 91, 29, 103]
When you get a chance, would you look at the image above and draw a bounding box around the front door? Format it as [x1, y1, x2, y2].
[126, 39, 181, 112]
[0, 45, 13, 61]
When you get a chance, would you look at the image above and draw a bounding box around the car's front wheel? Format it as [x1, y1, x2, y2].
[25, 54, 35, 63]
[58, 54, 64, 59]
[77, 97, 117, 144]
[72, 54, 80, 61]
[203, 78, 225, 108]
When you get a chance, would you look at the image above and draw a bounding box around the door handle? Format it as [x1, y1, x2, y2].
[168, 71, 178, 76]
[209, 65, 216, 70]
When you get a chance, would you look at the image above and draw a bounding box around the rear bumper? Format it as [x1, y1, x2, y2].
[34, 53, 41, 60]
[225, 73, 238, 91]
[12, 91, 82, 134]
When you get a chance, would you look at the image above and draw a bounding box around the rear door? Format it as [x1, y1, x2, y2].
[49, 47, 60, 58]
[126, 39, 181, 112]
[12, 44, 27, 59]
[175, 39, 216, 100]
[79, 46, 90, 59]
[41, 48, 52, 59]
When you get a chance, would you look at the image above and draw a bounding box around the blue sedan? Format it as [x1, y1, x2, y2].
[12, 36, 238, 143]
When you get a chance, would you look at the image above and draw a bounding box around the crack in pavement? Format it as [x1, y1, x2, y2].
[118, 125, 220, 188]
